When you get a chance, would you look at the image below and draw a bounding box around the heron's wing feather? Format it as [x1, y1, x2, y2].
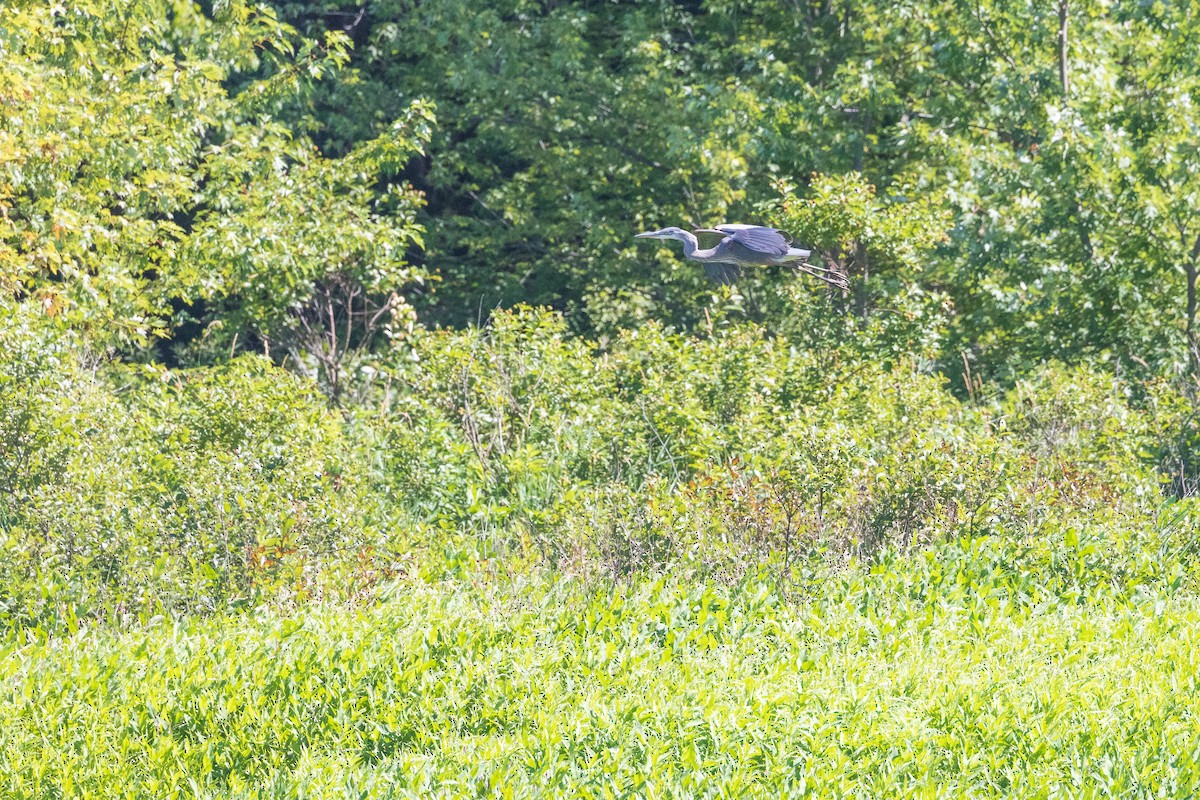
[714, 225, 791, 256]
[711, 224, 790, 240]
[703, 261, 741, 285]
[720, 239, 782, 265]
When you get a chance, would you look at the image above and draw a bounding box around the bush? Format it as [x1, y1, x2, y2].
[362, 308, 1167, 584]
[0, 303, 1180, 634]
[0, 302, 394, 633]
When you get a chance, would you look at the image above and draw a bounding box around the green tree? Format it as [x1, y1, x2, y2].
[0, 0, 431, 392]
[264, 0, 1200, 383]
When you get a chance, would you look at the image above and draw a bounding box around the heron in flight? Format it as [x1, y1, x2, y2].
[635, 224, 846, 288]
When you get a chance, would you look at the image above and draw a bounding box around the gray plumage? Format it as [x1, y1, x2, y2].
[699, 224, 792, 257]
[635, 224, 843, 288]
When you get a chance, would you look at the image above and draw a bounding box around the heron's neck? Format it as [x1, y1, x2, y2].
[676, 232, 717, 260]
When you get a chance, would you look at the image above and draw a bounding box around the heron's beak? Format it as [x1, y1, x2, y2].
[634, 231, 658, 239]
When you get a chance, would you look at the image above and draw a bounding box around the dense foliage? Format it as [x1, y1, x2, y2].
[8, 1, 1200, 376]
[270, 0, 1200, 380]
[1, 0, 431, 386]
[4, 0, 1200, 795]
[2, 300, 1192, 634]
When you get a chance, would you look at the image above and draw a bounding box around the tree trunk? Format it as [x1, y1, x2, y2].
[1058, 0, 1070, 98]
[1185, 233, 1200, 368]
[1187, 259, 1199, 370]
[855, 240, 870, 321]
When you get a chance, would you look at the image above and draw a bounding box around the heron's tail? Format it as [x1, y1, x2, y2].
[787, 247, 812, 260]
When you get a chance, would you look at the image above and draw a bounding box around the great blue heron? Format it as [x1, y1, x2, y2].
[635, 224, 846, 288]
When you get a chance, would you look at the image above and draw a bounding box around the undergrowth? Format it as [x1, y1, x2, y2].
[3, 303, 1197, 634]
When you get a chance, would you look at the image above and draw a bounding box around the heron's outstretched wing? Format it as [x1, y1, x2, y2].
[708, 224, 791, 256]
[703, 261, 741, 285]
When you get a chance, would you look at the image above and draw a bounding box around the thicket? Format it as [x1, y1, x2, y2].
[4, 297, 1197, 635]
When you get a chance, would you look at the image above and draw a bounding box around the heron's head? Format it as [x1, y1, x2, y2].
[635, 227, 690, 242]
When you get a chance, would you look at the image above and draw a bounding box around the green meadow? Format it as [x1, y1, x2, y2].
[7, 532, 1200, 798]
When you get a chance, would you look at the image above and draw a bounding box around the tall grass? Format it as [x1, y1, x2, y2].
[3, 527, 1199, 798]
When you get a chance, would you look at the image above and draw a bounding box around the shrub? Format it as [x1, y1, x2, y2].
[363, 308, 1167, 584]
[0, 303, 1179, 633]
[0, 303, 393, 633]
